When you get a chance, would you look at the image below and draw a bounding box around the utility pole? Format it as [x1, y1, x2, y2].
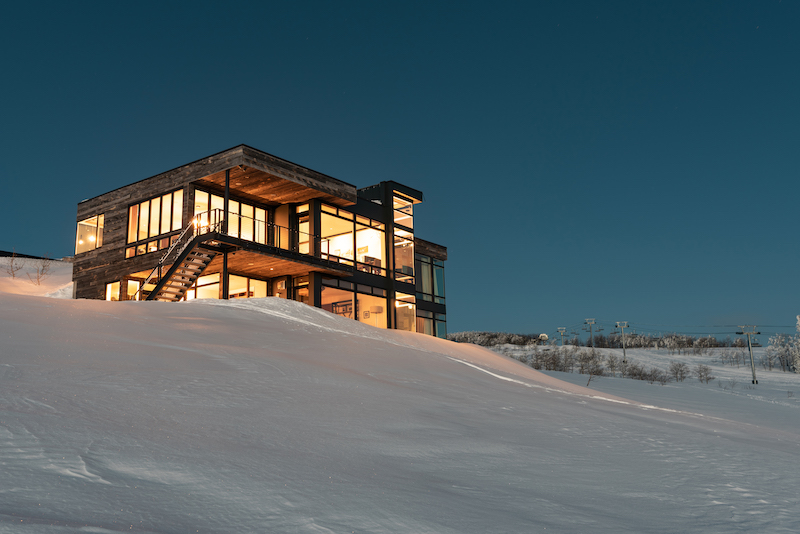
[736, 325, 760, 384]
[616, 321, 629, 364]
[584, 318, 596, 348]
[557, 327, 567, 346]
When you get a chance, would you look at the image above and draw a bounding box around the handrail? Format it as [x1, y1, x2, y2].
[132, 211, 224, 300]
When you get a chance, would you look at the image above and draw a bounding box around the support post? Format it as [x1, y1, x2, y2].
[223, 169, 230, 235]
[221, 168, 230, 300]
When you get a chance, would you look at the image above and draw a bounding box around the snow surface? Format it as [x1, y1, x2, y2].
[1, 264, 798, 533]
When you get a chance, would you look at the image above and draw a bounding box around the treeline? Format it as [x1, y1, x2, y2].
[495, 345, 716, 386]
[448, 330, 748, 353]
[569, 333, 747, 352]
[447, 331, 544, 347]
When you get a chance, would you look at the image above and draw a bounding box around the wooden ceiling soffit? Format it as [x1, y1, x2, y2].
[204, 250, 350, 279]
[240, 146, 357, 206]
[197, 167, 355, 208]
[80, 145, 356, 212]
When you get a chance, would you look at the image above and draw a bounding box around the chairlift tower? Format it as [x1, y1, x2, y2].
[736, 325, 760, 384]
[557, 327, 567, 346]
[584, 318, 596, 348]
[616, 321, 629, 364]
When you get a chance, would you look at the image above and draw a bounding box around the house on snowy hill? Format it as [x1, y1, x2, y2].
[72, 145, 447, 337]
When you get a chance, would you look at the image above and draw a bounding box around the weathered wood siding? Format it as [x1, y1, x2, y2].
[73, 145, 361, 299]
[415, 238, 447, 261]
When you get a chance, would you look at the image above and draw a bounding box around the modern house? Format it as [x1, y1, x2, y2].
[73, 145, 447, 337]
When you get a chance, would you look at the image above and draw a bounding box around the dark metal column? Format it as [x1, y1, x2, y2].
[222, 169, 230, 299]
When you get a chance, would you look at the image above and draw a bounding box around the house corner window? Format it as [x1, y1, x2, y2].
[76, 214, 104, 254]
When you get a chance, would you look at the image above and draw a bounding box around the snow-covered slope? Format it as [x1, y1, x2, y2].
[0, 258, 73, 298]
[1, 273, 798, 533]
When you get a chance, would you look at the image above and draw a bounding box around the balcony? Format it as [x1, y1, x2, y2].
[193, 209, 354, 278]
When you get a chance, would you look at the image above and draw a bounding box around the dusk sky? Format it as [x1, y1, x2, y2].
[1, 1, 797, 340]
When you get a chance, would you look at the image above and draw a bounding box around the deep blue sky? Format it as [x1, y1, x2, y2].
[1, 1, 797, 340]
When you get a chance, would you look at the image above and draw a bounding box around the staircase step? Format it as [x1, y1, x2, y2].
[145, 238, 217, 302]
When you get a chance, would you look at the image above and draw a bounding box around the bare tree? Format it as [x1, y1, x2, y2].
[669, 361, 690, 382]
[27, 256, 53, 286]
[694, 364, 715, 384]
[3, 250, 25, 278]
[605, 354, 620, 378]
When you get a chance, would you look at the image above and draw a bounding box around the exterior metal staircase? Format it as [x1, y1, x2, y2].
[146, 241, 217, 302]
[134, 211, 224, 302]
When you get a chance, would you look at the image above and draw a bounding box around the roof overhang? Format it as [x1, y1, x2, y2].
[79, 144, 358, 209]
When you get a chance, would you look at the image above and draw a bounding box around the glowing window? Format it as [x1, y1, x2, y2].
[75, 214, 104, 254]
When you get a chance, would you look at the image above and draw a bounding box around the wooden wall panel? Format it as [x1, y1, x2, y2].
[415, 238, 447, 261]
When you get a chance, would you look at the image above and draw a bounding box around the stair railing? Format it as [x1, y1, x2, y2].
[133, 209, 224, 300]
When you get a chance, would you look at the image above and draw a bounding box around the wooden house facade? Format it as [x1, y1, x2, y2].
[73, 145, 447, 337]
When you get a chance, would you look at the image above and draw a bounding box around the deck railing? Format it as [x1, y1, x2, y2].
[194, 209, 341, 263]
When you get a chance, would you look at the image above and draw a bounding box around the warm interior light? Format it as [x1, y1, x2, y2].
[88, 235, 96, 242]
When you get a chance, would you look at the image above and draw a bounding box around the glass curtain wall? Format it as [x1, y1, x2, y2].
[415, 254, 445, 304]
[193, 190, 267, 244]
[392, 192, 415, 284]
[355, 216, 386, 275]
[393, 194, 414, 229]
[321, 205, 354, 264]
[393, 229, 414, 283]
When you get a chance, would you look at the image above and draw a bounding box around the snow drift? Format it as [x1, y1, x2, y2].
[1, 262, 798, 533]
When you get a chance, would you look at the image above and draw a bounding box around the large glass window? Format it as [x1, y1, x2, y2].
[293, 276, 309, 304]
[321, 210, 354, 264]
[416, 310, 446, 338]
[126, 190, 183, 256]
[393, 229, 414, 283]
[394, 292, 416, 332]
[127, 280, 140, 301]
[193, 190, 267, 245]
[75, 214, 104, 254]
[435, 313, 447, 338]
[433, 259, 446, 304]
[416, 310, 434, 336]
[355, 217, 386, 275]
[185, 273, 220, 300]
[321, 286, 353, 319]
[415, 253, 445, 304]
[393, 193, 414, 230]
[356, 293, 387, 329]
[298, 214, 310, 254]
[228, 274, 250, 299]
[105, 281, 120, 301]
